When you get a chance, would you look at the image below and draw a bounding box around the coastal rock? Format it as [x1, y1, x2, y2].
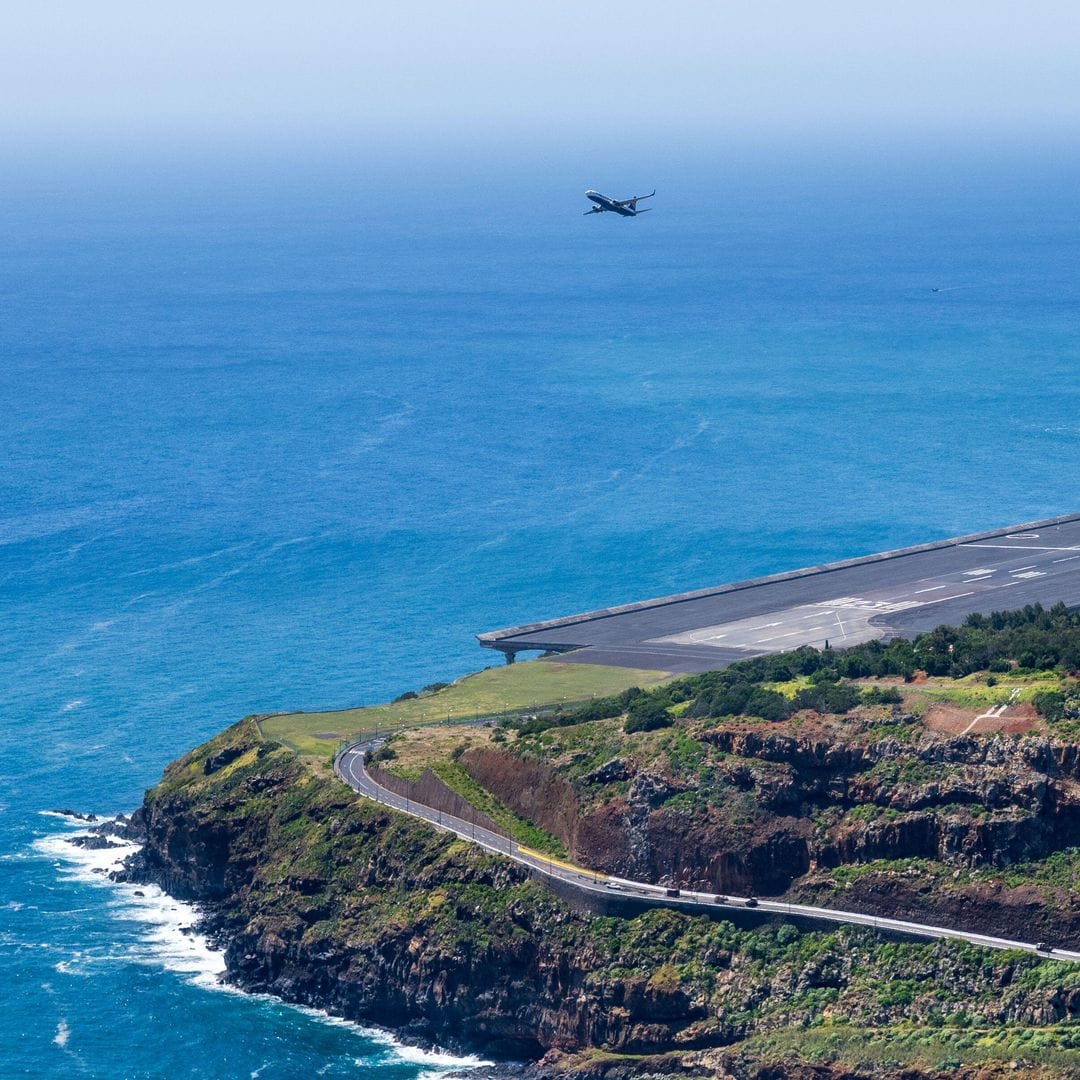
[123, 719, 1080, 1073]
[51, 808, 98, 822]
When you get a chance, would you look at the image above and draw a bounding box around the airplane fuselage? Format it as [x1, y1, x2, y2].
[585, 190, 639, 216]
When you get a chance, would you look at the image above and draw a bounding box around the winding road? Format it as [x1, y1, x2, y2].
[335, 738, 1080, 964]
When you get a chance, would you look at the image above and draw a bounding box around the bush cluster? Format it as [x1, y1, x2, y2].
[508, 603, 1079, 734]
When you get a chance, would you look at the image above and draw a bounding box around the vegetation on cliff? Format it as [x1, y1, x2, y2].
[361, 606, 1080, 956]
[127, 709, 1080, 1077]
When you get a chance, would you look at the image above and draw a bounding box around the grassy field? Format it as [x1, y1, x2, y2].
[893, 670, 1059, 712]
[260, 658, 671, 757]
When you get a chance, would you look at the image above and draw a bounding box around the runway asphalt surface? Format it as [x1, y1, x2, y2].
[479, 514, 1080, 672]
[336, 738, 1080, 963]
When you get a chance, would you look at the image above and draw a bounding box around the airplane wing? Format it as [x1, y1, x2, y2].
[614, 190, 656, 206]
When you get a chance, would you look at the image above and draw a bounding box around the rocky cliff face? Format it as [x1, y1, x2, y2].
[468, 721, 1080, 941]
[121, 720, 1080, 1077]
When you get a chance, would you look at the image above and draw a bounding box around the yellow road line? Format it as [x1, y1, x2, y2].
[516, 844, 608, 879]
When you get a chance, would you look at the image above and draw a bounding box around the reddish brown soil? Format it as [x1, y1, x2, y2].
[923, 702, 1039, 735]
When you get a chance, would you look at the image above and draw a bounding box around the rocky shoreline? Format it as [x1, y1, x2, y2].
[91, 718, 1080, 1079]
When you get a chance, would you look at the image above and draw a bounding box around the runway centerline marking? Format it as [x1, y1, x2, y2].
[1055, 556, 1080, 563]
[1010, 565, 1038, 573]
[914, 584, 949, 593]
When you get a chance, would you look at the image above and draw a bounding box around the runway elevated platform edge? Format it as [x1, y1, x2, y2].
[478, 513, 1080, 673]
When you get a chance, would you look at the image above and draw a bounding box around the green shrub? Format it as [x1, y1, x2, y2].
[625, 699, 673, 733]
[861, 686, 903, 706]
[1034, 690, 1065, 722]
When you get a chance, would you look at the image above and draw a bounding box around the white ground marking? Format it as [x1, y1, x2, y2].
[754, 630, 804, 643]
[1012, 571, 1046, 579]
[1055, 555, 1080, 563]
[964, 543, 1080, 551]
[905, 589, 976, 606]
[964, 568, 994, 576]
[1010, 565, 1038, 573]
[960, 688, 1020, 736]
[655, 588, 976, 654]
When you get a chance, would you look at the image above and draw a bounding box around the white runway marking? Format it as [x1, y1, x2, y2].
[1055, 555, 1080, 563]
[965, 543, 1080, 552]
[1010, 565, 1038, 573]
[909, 589, 976, 606]
[914, 584, 949, 594]
[1012, 571, 1046, 579]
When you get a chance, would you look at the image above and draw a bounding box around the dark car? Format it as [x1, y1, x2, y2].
[714, 895, 728, 904]
[745, 896, 759, 908]
[665, 888, 680, 898]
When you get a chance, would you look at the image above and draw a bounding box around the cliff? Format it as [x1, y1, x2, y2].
[464, 714, 1080, 945]
[118, 718, 1080, 1077]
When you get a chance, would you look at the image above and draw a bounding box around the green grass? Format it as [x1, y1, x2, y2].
[743, 1020, 1080, 1071]
[260, 658, 671, 757]
[901, 671, 1058, 711]
[424, 760, 567, 857]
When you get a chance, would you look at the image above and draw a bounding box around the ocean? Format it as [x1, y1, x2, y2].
[2, 134, 1079, 1076]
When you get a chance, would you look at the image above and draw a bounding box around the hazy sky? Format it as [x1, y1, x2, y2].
[4, 1, 1079, 144]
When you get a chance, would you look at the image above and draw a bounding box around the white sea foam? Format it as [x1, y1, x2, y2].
[37, 822, 489, 1073]
[38, 810, 96, 824]
[34, 822, 226, 988]
[358, 1020, 493, 1071]
[262, 998, 492, 1072]
[53, 1019, 70, 1048]
[61, 699, 85, 712]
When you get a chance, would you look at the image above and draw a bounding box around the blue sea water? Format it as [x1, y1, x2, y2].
[2, 135, 1079, 1076]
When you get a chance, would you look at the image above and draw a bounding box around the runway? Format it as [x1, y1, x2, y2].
[478, 513, 1080, 672]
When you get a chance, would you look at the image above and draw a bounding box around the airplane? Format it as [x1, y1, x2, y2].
[583, 189, 655, 217]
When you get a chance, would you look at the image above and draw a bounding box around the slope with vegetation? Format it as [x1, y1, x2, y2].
[379, 605, 1080, 942]
[118, 603, 1080, 1076]
[124, 714, 1080, 1078]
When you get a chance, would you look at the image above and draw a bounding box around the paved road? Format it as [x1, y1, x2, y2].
[336, 738, 1080, 964]
[479, 514, 1080, 672]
